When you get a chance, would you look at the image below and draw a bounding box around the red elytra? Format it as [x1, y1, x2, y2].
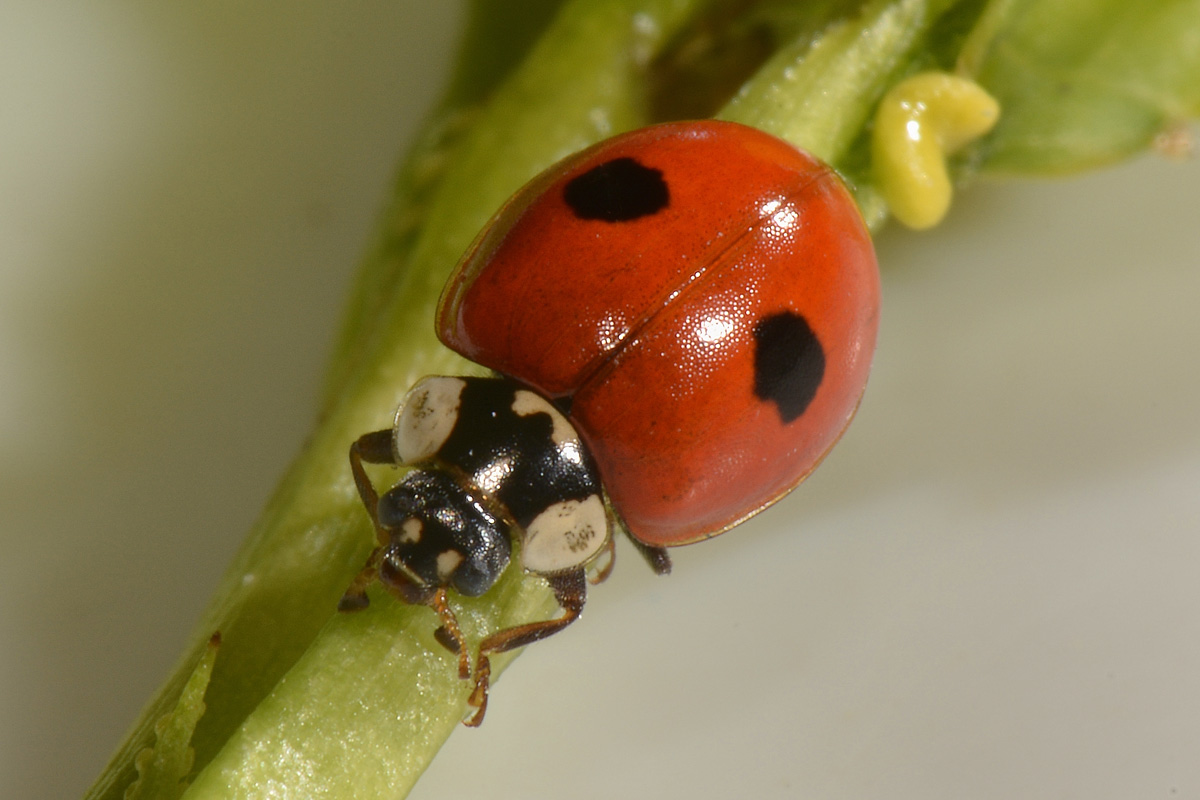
[437, 120, 879, 546]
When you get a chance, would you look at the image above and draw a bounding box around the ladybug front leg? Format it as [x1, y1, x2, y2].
[427, 588, 471, 680]
[339, 429, 399, 612]
[364, 562, 473, 682]
[465, 568, 588, 727]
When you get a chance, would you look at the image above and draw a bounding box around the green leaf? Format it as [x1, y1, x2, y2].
[125, 635, 221, 800]
[974, 0, 1200, 173]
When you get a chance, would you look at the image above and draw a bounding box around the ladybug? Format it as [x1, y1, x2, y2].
[340, 120, 880, 725]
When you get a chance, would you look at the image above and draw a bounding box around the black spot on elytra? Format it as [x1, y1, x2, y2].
[563, 157, 669, 221]
[753, 311, 825, 424]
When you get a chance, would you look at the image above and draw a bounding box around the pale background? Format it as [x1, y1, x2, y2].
[2, 4, 1198, 799]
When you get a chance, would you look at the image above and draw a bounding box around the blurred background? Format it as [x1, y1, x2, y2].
[1, 4, 1197, 799]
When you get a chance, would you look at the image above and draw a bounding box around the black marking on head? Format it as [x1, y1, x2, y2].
[562, 157, 669, 222]
[377, 469, 511, 597]
[753, 311, 826, 424]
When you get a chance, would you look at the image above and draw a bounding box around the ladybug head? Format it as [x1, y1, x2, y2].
[377, 470, 512, 598]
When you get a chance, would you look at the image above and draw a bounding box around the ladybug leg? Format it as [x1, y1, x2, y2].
[465, 569, 588, 727]
[588, 535, 616, 585]
[338, 548, 381, 612]
[348, 429, 399, 544]
[377, 569, 472, 682]
[339, 429, 401, 612]
[428, 588, 471, 680]
[629, 536, 672, 576]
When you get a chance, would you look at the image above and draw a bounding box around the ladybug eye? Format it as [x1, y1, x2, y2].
[562, 157, 669, 222]
[752, 311, 826, 424]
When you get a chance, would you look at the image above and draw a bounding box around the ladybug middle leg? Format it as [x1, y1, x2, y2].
[629, 537, 672, 576]
[465, 568, 588, 727]
[588, 535, 617, 585]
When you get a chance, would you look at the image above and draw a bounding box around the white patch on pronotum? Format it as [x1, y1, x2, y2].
[521, 495, 609, 574]
[436, 549, 464, 581]
[393, 377, 466, 464]
[511, 390, 578, 447]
